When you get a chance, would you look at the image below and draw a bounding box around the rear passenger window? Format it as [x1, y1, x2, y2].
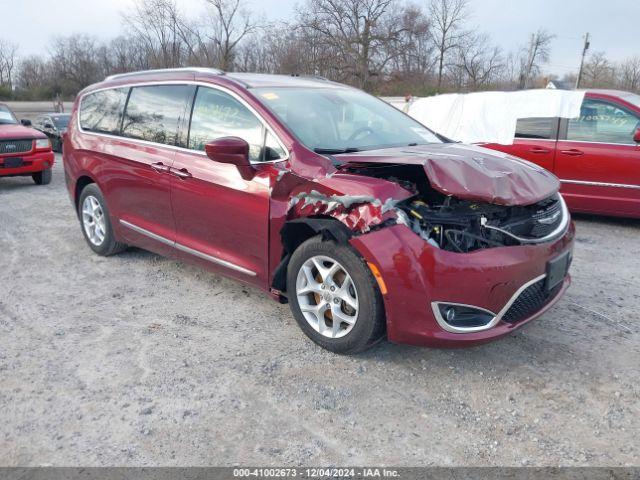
[80, 88, 128, 135]
[515, 118, 555, 139]
[122, 85, 194, 146]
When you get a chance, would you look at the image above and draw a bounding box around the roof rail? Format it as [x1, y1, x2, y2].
[105, 67, 224, 81]
[289, 73, 330, 82]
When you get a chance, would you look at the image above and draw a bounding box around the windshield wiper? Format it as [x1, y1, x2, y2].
[313, 147, 360, 154]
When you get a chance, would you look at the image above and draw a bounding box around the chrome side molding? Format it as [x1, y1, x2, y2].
[560, 179, 640, 190]
[119, 219, 256, 277]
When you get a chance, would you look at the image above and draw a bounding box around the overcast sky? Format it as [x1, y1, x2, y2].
[2, 0, 638, 78]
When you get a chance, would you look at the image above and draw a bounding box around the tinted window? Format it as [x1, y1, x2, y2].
[122, 85, 194, 145]
[52, 115, 70, 129]
[0, 105, 17, 125]
[515, 118, 555, 139]
[188, 87, 270, 162]
[567, 99, 640, 144]
[80, 88, 128, 134]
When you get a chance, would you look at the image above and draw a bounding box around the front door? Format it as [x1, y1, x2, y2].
[555, 97, 640, 216]
[170, 86, 288, 287]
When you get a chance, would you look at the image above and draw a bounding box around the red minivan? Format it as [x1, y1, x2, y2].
[485, 90, 640, 218]
[63, 68, 574, 353]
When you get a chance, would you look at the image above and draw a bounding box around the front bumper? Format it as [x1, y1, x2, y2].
[350, 222, 575, 347]
[0, 151, 55, 176]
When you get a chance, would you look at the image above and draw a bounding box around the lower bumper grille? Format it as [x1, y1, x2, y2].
[502, 278, 562, 324]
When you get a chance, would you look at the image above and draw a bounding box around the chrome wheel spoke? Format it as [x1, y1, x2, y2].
[298, 265, 322, 294]
[332, 304, 356, 326]
[336, 277, 358, 310]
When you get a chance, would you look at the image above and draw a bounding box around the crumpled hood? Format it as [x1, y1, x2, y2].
[0, 124, 46, 140]
[333, 143, 560, 206]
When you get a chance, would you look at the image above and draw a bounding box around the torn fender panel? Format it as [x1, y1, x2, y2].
[289, 190, 393, 232]
[333, 143, 560, 206]
[286, 176, 412, 232]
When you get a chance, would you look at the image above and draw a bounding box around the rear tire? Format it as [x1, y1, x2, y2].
[78, 183, 127, 256]
[32, 168, 52, 185]
[287, 235, 386, 354]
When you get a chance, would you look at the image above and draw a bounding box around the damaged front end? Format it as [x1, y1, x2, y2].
[336, 163, 569, 253]
[397, 193, 569, 253]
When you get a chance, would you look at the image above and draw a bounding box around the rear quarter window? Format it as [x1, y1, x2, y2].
[80, 88, 129, 135]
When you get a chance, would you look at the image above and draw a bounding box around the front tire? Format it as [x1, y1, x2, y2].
[32, 168, 52, 185]
[287, 235, 386, 354]
[78, 183, 126, 256]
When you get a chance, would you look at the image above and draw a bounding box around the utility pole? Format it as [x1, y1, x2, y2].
[576, 32, 590, 89]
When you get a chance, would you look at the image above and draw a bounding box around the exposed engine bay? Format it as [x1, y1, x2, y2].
[341, 164, 567, 253]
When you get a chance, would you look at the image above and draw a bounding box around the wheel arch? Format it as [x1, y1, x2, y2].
[74, 175, 96, 212]
[272, 216, 354, 294]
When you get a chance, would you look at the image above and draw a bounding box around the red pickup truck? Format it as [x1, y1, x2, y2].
[484, 90, 640, 218]
[0, 103, 55, 185]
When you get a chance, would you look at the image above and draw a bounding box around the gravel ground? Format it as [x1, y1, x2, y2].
[0, 157, 639, 466]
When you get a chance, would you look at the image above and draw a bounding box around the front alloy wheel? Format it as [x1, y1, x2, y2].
[296, 255, 359, 339]
[287, 235, 386, 354]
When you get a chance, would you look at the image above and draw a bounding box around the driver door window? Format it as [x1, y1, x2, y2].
[567, 99, 640, 145]
[188, 87, 284, 162]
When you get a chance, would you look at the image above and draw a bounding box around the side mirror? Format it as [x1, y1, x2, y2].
[634, 128, 640, 144]
[20, 119, 32, 126]
[205, 137, 254, 180]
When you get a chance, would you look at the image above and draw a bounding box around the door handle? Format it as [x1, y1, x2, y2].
[172, 167, 192, 179]
[151, 162, 170, 173]
[530, 147, 551, 154]
[560, 149, 584, 156]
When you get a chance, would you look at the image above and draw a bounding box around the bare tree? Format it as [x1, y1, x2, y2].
[518, 29, 554, 89]
[49, 35, 104, 95]
[387, 5, 433, 79]
[582, 51, 614, 88]
[457, 32, 503, 90]
[297, 0, 412, 90]
[122, 0, 188, 68]
[0, 39, 18, 89]
[429, 0, 468, 91]
[203, 0, 258, 70]
[618, 56, 640, 93]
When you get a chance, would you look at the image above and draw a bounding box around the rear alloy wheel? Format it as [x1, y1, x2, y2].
[82, 195, 107, 247]
[287, 236, 386, 354]
[32, 168, 52, 185]
[78, 183, 126, 256]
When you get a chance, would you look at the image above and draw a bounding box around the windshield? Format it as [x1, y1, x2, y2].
[0, 105, 18, 125]
[51, 115, 70, 129]
[253, 87, 441, 152]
